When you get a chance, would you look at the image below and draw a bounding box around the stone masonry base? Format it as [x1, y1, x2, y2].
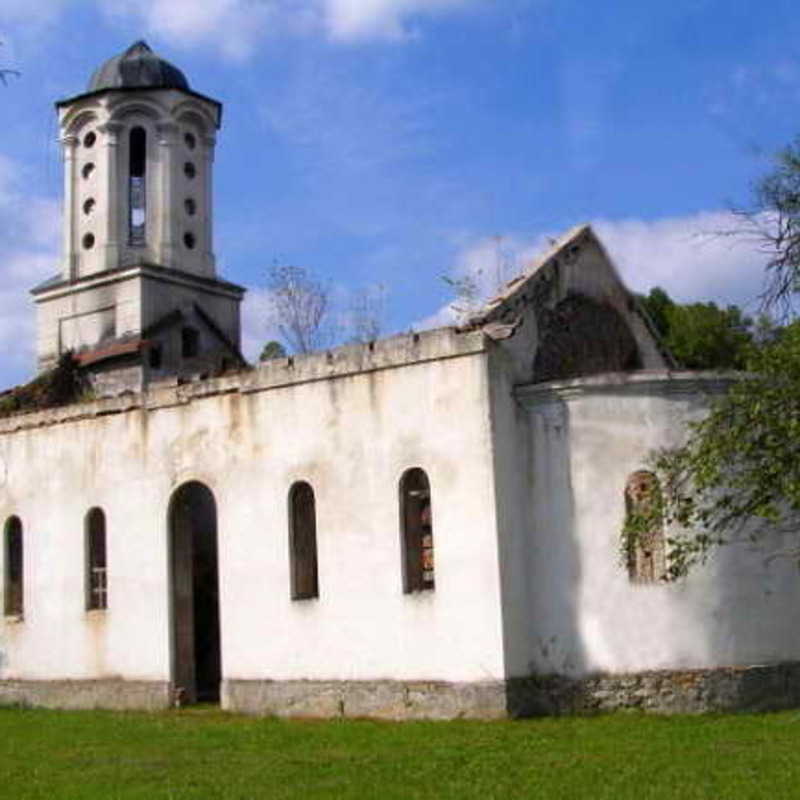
[2, 665, 799, 717]
[224, 663, 800, 719]
[0, 679, 172, 711]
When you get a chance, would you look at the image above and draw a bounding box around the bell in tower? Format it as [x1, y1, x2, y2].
[31, 41, 245, 395]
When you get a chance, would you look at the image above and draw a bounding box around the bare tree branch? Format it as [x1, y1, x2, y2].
[348, 284, 387, 344]
[266, 264, 330, 355]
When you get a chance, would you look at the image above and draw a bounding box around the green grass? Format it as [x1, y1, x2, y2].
[1, 707, 799, 799]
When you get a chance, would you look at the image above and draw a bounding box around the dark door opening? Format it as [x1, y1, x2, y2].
[169, 481, 221, 704]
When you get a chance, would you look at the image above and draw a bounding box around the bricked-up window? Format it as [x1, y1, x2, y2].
[85, 508, 107, 610]
[3, 516, 23, 617]
[624, 470, 666, 584]
[289, 482, 319, 600]
[129, 127, 147, 245]
[400, 468, 434, 593]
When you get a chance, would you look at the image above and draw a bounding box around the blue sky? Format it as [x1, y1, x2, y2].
[1, 0, 799, 385]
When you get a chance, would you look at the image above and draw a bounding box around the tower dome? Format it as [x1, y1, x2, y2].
[88, 40, 190, 93]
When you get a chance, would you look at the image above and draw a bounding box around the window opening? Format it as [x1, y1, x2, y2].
[82, 232, 95, 250]
[183, 232, 196, 250]
[181, 327, 200, 359]
[185, 198, 196, 216]
[184, 161, 196, 179]
[400, 468, 434, 592]
[83, 197, 95, 215]
[289, 482, 319, 600]
[85, 508, 107, 610]
[184, 132, 197, 150]
[4, 516, 23, 617]
[624, 470, 666, 583]
[82, 162, 95, 179]
[83, 131, 96, 148]
[149, 344, 162, 369]
[129, 127, 147, 245]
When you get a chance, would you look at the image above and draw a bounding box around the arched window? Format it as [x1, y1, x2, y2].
[624, 470, 665, 583]
[289, 482, 318, 600]
[4, 516, 23, 617]
[399, 468, 434, 593]
[85, 508, 107, 610]
[129, 126, 147, 245]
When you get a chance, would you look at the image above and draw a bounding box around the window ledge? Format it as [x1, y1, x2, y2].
[3, 614, 24, 624]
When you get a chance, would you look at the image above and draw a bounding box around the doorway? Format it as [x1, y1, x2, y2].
[169, 481, 221, 704]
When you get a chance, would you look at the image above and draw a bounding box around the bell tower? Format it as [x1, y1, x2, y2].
[32, 41, 245, 394]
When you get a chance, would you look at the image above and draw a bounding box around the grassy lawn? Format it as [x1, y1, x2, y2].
[0, 707, 799, 799]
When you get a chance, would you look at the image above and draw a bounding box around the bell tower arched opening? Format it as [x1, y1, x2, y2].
[129, 126, 147, 245]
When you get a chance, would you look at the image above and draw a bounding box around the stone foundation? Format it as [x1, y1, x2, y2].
[224, 664, 800, 719]
[2, 665, 799, 717]
[512, 663, 800, 716]
[222, 679, 509, 720]
[0, 679, 171, 711]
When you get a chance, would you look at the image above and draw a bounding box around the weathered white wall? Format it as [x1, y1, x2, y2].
[34, 266, 242, 373]
[0, 329, 506, 686]
[512, 373, 800, 678]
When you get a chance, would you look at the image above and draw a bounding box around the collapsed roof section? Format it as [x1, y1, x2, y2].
[459, 224, 675, 383]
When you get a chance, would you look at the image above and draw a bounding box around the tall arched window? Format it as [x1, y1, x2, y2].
[400, 468, 434, 593]
[4, 516, 23, 617]
[129, 126, 147, 245]
[624, 470, 665, 583]
[85, 508, 107, 610]
[289, 482, 318, 600]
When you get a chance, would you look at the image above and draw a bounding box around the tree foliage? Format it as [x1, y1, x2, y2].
[653, 321, 800, 577]
[637, 137, 800, 576]
[259, 340, 287, 361]
[638, 287, 753, 369]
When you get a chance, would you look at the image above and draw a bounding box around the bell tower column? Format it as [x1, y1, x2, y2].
[60, 134, 79, 281]
[201, 134, 216, 275]
[100, 121, 123, 272]
[157, 121, 180, 269]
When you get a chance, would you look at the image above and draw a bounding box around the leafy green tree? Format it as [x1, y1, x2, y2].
[259, 340, 287, 361]
[639, 287, 753, 369]
[654, 321, 800, 577]
[645, 136, 800, 576]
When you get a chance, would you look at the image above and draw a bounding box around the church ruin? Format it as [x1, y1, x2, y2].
[1, 42, 799, 718]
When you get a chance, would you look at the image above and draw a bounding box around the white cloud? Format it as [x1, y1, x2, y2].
[324, 0, 475, 41]
[594, 211, 766, 310]
[0, 0, 68, 27]
[416, 210, 770, 332]
[98, 0, 477, 57]
[101, 0, 285, 60]
[0, 155, 60, 387]
[240, 286, 282, 362]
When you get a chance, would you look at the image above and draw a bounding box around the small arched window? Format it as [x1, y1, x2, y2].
[624, 470, 665, 584]
[400, 468, 434, 593]
[289, 482, 318, 600]
[3, 516, 23, 617]
[85, 508, 107, 610]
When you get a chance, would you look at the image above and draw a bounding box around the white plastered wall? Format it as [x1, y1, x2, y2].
[0, 331, 505, 684]
[510, 374, 800, 678]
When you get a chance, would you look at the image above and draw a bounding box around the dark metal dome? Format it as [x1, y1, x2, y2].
[88, 40, 190, 92]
